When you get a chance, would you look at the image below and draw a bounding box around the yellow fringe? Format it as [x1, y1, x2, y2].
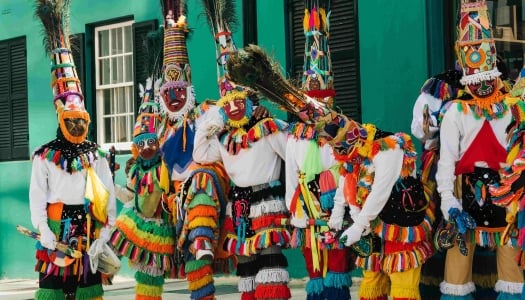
[390, 286, 420, 299]
[116, 215, 175, 246]
[188, 274, 214, 291]
[187, 217, 217, 230]
[136, 283, 163, 296]
[359, 280, 390, 299]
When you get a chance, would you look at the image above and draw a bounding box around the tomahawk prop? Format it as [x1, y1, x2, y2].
[16, 225, 82, 267]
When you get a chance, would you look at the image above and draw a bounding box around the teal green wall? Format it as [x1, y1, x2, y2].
[358, 0, 429, 135]
[0, 0, 434, 280]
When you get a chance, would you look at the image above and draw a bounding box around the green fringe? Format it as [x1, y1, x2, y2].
[121, 207, 175, 238]
[185, 259, 212, 273]
[75, 284, 104, 300]
[35, 288, 65, 300]
[135, 271, 165, 286]
[187, 193, 216, 208]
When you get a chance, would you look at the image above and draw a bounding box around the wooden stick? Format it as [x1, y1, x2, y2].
[16, 225, 83, 259]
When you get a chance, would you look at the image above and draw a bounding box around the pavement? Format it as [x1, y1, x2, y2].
[0, 276, 362, 299]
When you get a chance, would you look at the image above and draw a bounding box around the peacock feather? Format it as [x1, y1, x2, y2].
[226, 44, 309, 114]
[34, 0, 72, 53]
[200, 0, 238, 36]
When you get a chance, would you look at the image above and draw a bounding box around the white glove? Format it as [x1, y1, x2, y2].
[87, 239, 106, 274]
[440, 193, 463, 222]
[349, 205, 361, 222]
[340, 219, 368, 247]
[98, 226, 112, 244]
[38, 222, 56, 251]
[203, 112, 225, 139]
[328, 200, 346, 231]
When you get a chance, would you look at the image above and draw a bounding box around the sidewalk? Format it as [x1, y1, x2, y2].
[0, 276, 361, 299]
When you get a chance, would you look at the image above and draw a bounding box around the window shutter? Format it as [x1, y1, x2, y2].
[132, 20, 158, 112]
[0, 42, 10, 159]
[70, 33, 85, 90]
[243, 0, 258, 45]
[288, 0, 361, 122]
[0, 38, 28, 161]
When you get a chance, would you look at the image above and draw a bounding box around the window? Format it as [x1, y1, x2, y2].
[489, 1, 525, 80]
[0, 37, 28, 161]
[444, 1, 525, 81]
[287, 0, 361, 122]
[94, 21, 135, 150]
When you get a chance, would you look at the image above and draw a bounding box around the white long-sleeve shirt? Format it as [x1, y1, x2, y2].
[436, 105, 510, 199]
[411, 93, 442, 151]
[332, 147, 405, 228]
[285, 137, 337, 226]
[193, 112, 288, 187]
[29, 156, 116, 230]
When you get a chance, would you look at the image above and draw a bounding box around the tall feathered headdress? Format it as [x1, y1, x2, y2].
[301, 0, 335, 107]
[227, 45, 375, 159]
[227, 45, 317, 115]
[35, 0, 90, 144]
[158, 0, 195, 122]
[455, 1, 500, 86]
[200, 0, 239, 98]
[228, 45, 352, 134]
[132, 25, 164, 156]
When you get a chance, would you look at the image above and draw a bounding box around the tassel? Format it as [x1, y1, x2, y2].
[309, 7, 315, 30]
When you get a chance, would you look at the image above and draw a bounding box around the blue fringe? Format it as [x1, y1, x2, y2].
[187, 226, 215, 241]
[496, 291, 522, 300]
[320, 190, 335, 210]
[190, 282, 215, 299]
[324, 271, 351, 289]
[306, 277, 324, 295]
[323, 286, 350, 300]
[440, 294, 474, 300]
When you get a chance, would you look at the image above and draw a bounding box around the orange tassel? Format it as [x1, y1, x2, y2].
[344, 171, 358, 207]
[186, 264, 214, 281]
[187, 205, 219, 222]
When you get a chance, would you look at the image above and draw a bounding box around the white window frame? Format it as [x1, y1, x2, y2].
[94, 20, 135, 151]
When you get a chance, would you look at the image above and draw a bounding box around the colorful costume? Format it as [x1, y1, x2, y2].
[436, 2, 524, 298]
[412, 70, 500, 300]
[193, 89, 292, 300]
[109, 76, 176, 300]
[29, 1, 116, 299]
[156, 2, 232, 299]
[285, 2, 353, 299]
[225, 45, 434, 300]
[490, 68, 525, 268]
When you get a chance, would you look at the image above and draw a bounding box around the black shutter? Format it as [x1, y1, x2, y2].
[243, 0, 258, 46]
[0, 37, 28, 161]
[0, 42, 10, 159]
[132, 20, 158, 113]
[287, 0, 361, 122]
[70, 33, 85, 90]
